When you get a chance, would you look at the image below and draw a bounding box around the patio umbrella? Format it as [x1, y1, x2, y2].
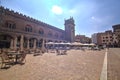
[70, 42, 83, 46]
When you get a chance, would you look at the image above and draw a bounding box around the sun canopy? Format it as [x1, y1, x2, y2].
[70, 42, 83, 46]
[83, 43, 96, 46]
[46, 42, 71, 45]
[46, 42, 95, 46]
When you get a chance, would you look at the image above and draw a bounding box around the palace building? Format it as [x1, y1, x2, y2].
[0, 6, 75, 50]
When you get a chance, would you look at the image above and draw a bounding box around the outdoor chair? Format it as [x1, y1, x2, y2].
[62, 50, 67, 55]
[33, 49, 42, 56]
[23, 49, 30, 54]
[18, 51, 27, 65]
[56, 49, 61, 55]
[30, 49, 35, 54]
[0, 52, 14, 68]
[60, 50, 67, 55]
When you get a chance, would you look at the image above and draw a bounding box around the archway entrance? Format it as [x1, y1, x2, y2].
[0, 34, 12, 48]
[38, 39, 43, 48]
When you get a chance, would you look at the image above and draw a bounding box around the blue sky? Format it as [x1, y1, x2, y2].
[1, 0, 120, 37]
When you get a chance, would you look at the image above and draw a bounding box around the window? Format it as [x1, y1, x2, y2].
[106, 37, 108, 38]
[39, 28, 44, 35]
[25, 25, 32, 32]
[25, 27, 28, 32]
[5, 21, 16, 29]
[48, 31, 53, 37]
[60, 35, 64, 39]
[55, 33, 58, 38]
[110, 39, 112, 41]
[110, 36, 112, 38]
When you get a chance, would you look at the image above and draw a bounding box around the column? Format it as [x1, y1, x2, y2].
[20, 35, 24, 51]
[10, 39, 14, 49]
[42, 39, 45, 52]
[42, 39, 45, 49]
[27, 39, 30, 49]
[14, 36, 17, 50]
[33, 39, 36, 49]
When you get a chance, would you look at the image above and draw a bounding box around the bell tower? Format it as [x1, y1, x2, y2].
[64, 17, 75, 42]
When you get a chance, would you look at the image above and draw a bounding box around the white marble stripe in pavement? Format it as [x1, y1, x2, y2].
[100, 49, 108, 80]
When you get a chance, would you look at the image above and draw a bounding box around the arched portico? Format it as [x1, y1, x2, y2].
[0, 34, 13, 48]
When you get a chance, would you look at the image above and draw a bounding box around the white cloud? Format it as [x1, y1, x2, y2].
[91, 16, 102, 23]
[69, 9, 76, 14]
[90, 16, 114, 31]
[51, 5, 63, 15]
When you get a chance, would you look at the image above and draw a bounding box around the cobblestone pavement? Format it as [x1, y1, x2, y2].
[107, 48, 120, 80]
[0, 50, 105, 80]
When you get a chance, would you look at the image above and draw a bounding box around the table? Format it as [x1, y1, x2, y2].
[7, 51, 22, 64]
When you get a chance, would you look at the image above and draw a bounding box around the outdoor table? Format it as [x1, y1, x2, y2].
[7, 51, 22, 64]
[8, 51, 17, 53]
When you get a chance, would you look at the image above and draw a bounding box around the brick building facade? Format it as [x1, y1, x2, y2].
[92, 25, 120, 47]
[0, 6, 75, 50]
[75, 35, 91, 43]
[112, 24, 120, 47]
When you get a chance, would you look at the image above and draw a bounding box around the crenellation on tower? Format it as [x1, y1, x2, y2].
[64, 17, 75, 26]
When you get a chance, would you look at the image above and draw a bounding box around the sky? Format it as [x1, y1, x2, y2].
[1, 0, 120, 37]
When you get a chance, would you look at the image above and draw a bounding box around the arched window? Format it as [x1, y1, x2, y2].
[39, 28, 44, 35]
[5, 21, 16, 29]
[48, 31, 53, 37]
[60, 35, 64, 39]
[54, 33, 58, 38]
[25, 25, 32, 32]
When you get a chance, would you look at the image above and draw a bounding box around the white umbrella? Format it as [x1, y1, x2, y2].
[70, 42, 83, 46]
[46, 42, 55, 45]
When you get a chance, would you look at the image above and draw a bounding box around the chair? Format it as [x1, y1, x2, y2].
[62, 50, 67, 55]
[56, 49, 60, 55]
[0, 52, 14, 68]
[18, 51, 27, 64]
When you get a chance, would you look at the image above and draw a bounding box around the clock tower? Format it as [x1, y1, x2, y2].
[64, 17, 75, 42]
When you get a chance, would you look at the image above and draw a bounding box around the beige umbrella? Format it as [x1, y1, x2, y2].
[83, 43, 95, 46]
[70, 42, 83, 46]
[45, 42, 55, 45]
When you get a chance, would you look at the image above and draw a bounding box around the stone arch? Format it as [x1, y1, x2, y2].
[38, 28, 44, 36]
[60, 34, 64, 39]
[29, 37, 38, 48]
[37, 38, 43, 48]
[48, 40, 53, 42]
[23, 36, 29, 48]
[55, 40, 58, 42]
[54, 33, 59, 38]
[48, 31, 53, 37]
[0, 34, 13, 48]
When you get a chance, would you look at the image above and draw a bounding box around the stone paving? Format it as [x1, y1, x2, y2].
[0, 49, 105, 80]
[107, 48, 120, 80]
